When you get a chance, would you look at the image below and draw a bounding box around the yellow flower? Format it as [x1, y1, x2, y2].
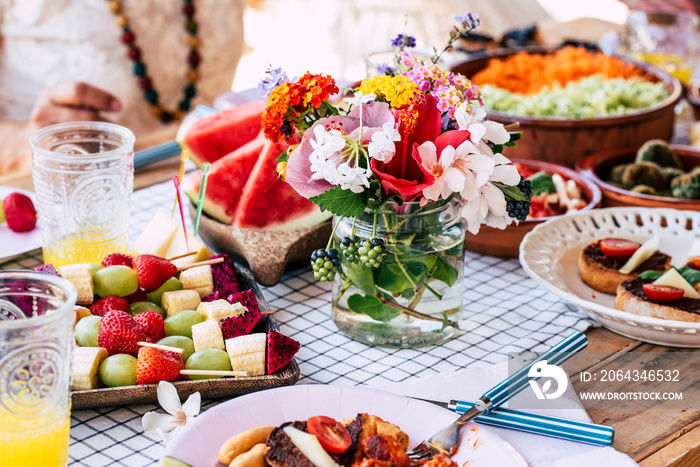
[359, 76, 418, 109]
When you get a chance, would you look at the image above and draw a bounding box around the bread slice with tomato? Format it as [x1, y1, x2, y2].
[579, 237, 671, 294]
[615, 268, 700, 322]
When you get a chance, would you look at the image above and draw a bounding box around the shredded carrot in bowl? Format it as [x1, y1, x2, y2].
[471, 46, 651, 95]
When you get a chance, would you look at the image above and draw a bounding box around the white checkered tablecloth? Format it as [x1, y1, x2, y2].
[1, 181, 595, 466]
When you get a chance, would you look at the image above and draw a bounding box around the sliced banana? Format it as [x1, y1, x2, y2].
[192, 319, 226, 351]
[58, 263, 94, 305]
[162, 290, 202, 316]
[71, 346, 108, 390]
[197, 299, 246, 321]
[225, 333, 266, 376]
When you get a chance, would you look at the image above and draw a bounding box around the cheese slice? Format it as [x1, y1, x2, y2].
[619, 236, 659, 275]
[653, 268, 700, 299]
[283, 426, 343, 467]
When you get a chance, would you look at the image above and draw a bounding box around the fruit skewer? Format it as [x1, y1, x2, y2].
[137, 341, 186, 355]
[177, 256, 225, 271]
[166, 251, 198, 262]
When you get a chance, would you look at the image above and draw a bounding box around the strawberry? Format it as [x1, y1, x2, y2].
[133, 311, 166, 342]
[2, 192, 37, 232]
[90, 295, 129, 317]
[132, 254, 178, 293]
[98, 310, 150, 356]
[123, 288, 148, 304]
[102, 253, 133, 268]
[136, 346, 184, 385]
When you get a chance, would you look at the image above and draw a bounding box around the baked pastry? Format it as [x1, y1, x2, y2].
[579, 238, 671, 294]
[615, 277, 700, 322]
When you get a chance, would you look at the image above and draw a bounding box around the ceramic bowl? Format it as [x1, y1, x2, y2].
[576, 145, 700, 210]
[465, 159, 601, 258]
[450, 47, 682, 167]
[190, 203, 331, 287]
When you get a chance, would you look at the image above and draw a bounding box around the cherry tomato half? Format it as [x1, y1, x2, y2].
[600, 238, 641, 259]
[688, 256, 700, 270]
[642, 283, 684, 302]
[307, 416, 351, 454]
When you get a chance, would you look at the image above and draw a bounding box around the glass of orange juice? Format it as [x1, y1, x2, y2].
[621, 10, 699, 85]
[30, 122, 135, 268]
[0, 270, 77, 467]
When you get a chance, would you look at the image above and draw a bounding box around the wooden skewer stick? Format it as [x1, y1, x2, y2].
[177, 257, 225, 272]
[504, 122, 520, 131]
[167, 251, 198, 262]
[261, 311, 276, 316]
[180, 369, 248, 377]
[137, 341, 185, 354]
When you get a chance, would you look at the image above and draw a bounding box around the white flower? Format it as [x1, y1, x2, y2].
[454, 103, 509, 145]
[309, 125, 345, 183]
[343, 91, 376, 106]
[418, 142, 467, 201]
[451, 140, 496, 201]
[142, 381, 201, 444]
[336, 162, 371, 193]
[462, 182, 512, 234]
[368, 120, 400, 163]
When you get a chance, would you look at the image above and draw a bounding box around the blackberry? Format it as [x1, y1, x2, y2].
[339, 235, 359, 263]
[358, 238, 386, 268]
[517, 175, 533, 198]
[311, 248, 337, 282]
[506, 200, 530, 222]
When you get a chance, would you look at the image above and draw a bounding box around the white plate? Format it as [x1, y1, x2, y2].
[519, 207, 700, 348]
[0, 186, 42, 264]
[164, 385, 528, 467]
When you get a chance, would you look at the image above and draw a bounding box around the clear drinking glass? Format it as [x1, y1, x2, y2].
[0, 271, 77, 466]
[621, 10, 700, 85]
[30, 122, 135, 267]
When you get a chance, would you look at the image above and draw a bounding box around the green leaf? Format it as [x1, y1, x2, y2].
[309, 186, 368, 218]
[528, 171, 555, 195]
[347, 294, 401, 322]
[346, 263, 376, 295]
[375, 261, 426, 294]
[491, 144, 504, 155]
[508, 131, 523, 143]
[400, 288, 416, 300]
[678, 267, 700, 286]
[432, 256, 459, 287]
[638, 270, 662, 280]
[496, 184, 527, 202]
[276, 150, 288, 163]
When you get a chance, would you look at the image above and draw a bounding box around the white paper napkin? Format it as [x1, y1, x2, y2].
[369, 363, 638, 467]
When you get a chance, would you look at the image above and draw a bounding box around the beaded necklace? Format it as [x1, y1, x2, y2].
[108, 0, 200, 123]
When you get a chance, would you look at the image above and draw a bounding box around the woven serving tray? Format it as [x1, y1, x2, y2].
[71, 262, 300, 410]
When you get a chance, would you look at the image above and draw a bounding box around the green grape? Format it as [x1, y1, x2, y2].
[146, 277, 182, 306]
[164, 310, 205, 338]
[129, 301, 166, 319]
[75, 315, 101, 347]
[99, 354, 137, 387]
[157, 336, 195, 362]
[93, 265, 139, 298]
[89, 263, 104, 276]
[185, 349, 231, 380]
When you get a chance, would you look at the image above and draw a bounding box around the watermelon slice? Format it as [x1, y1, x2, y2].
[180, 100, 266, 167]
[183, 133, 266, 224]
[232, 140, 331, 230]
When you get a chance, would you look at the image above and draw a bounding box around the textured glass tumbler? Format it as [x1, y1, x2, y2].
[30, 122, 135, 267]
[0, 271, 77, 466]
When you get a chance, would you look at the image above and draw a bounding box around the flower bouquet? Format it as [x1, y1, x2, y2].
[259, 13, 532, 348]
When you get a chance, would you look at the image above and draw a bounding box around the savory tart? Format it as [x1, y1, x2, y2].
[615, 268, 700, 323]
[579, 237, 671, 294]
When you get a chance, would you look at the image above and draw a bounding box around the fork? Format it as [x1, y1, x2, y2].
[407, 331, 588, 460]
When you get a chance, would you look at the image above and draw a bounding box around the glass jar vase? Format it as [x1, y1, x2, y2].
[331, 196, 465, 348]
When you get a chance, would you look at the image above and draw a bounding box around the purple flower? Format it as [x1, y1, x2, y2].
[376, 63, 397, 76]
[258, 67, 289, 98]
[455, 11, 481, 30]
[390, 33, 417, 49]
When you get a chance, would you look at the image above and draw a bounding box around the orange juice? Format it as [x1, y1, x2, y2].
[42, 232, 128, 267]
[635, 52, 693, 85]
[0, 409, 70, 467]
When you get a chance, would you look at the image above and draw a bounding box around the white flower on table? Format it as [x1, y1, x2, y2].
[418, 141, 467, 201]
[336, 161, 371, 193]
[142, 381, 201, 444]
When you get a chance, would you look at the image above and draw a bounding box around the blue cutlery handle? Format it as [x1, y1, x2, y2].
[482, 331, 588, 408]
[452, 400, 613, 447]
